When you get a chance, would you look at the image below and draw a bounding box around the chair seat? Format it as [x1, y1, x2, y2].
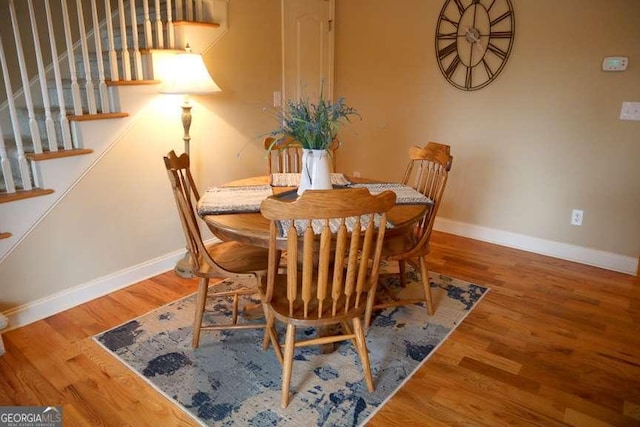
[197, 241, 269, 277]
[381, 229, 430, 260]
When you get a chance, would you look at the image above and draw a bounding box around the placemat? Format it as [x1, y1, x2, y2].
[197, 185, 273, 215]
[350, 183, 433, 205]
[270, 173, 351, 187]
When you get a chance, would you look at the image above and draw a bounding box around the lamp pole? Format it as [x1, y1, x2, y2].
[159, 45, 221, 278]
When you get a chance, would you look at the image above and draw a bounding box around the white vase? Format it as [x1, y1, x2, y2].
[298, 149, 333, 195]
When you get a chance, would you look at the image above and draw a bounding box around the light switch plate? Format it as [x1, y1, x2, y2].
[620, 102, 640, 121]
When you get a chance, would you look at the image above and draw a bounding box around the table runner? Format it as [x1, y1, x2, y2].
[197, 185, 272, 215]
[197, 182, 432, 216]
[350, 183, 433, 205]
[270, 172, 351, 187]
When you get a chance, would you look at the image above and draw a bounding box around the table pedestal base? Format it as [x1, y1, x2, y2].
[174, 252, 194, 279]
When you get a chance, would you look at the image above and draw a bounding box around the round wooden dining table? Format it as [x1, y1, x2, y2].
[200, 175, 428, 248]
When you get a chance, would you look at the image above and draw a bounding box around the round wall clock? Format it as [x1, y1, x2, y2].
[435, 0, 515, 91]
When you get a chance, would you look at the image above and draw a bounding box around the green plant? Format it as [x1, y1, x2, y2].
[268, 91, 359, 151]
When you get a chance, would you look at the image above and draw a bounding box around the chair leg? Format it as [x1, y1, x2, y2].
[192, 277, 209, 348]
[398, 260, 407, 287]
[261, 303, 271, 350]
[263, 307, 283, 365]
[281, 323, 296, 408]
[341, 321, 358, 347]
[232, 293, 239, 325]
[419, 256, 434, 315]
[352, 317, 374, 392]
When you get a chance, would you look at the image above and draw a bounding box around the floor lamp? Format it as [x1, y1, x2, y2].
[159, 45, 222, 278]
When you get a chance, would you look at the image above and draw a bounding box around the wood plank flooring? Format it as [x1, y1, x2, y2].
[1, 231, 638, 426]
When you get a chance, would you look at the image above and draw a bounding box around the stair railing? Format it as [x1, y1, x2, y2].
[0, 0, 210, 196]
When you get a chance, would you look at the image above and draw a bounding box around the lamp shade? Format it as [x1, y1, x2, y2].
[159, 52, 222, 95]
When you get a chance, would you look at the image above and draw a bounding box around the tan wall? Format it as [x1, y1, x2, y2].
[334, 0, 640, 257]
[1, 0, 638, 312]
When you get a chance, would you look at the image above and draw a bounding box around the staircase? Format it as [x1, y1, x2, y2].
[0, 0, 229, 262]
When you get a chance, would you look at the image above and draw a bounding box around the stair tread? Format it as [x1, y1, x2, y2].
[106, 79, 161, 86]
[0, 188, 54, 204]
[68, 112, 129, 121]
[26, 149, 93, 161]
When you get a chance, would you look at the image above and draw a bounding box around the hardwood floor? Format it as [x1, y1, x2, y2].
[1, 231, 638, 426]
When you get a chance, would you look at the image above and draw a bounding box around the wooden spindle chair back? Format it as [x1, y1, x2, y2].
[400, 142, 453, 258]
[264, 136, 339, 174]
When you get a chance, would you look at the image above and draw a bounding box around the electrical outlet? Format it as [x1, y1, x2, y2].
[620, 102, 640, 121]
[571, 209, 584, 226]
[352, 171, 361, 177]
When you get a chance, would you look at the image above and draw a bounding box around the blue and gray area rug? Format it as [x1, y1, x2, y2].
[94, 267, 488, 426]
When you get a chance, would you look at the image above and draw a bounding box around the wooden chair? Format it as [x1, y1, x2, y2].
[163, 150, 280, 351]
[264, 136, 339, 174]
[260, 188, 396, 408]
[365, 142, 453, 328]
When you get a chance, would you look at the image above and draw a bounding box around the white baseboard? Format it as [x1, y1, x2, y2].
[434, 217, 638, 276]
[2, 248, 188, 331]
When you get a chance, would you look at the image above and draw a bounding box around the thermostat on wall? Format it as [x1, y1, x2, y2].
[602, 56, 628, 71]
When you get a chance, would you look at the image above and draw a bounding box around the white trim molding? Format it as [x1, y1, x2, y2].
[2, 248, 186, 331]
[434, 217, 639, 276]
[1, 237, 222, 331]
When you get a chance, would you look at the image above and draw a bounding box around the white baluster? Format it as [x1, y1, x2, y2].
[118, 0, 132, 81]
[91, 0, 110, 113]
[196, 0, 203, 21]
[76, 0, 97, 114]
[129, 0, 144, 79]
[186, 0, 194, 21]
[104, 0, 120, 81]
[142, 0, 153, 48]
[45, 0, 72, 150]
[9, 0, 42, 154]
[166, 0, 175, 48]
[28, 0, 58, 153]
[175, 0, 183, 21]
[61, 0, 83, 115]
[154, 0, 164, 48]
[0, 37, 32, 191]
[0, 131, 16, 194]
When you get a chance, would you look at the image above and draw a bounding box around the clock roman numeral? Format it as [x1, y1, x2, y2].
[438, 41, 458, 60]
[486, 42, 507, 60]
[490, 31, 513, 39]
[482, 58, 495, 79]
[440, 14, 459, 28]
[465, 66, 473, 89]
[453, 0, 466, 16]
[445, 55, 461, 78]
[437, 31, 458, 40]
[490, 10, 512, 26]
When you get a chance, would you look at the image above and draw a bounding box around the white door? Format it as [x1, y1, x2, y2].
[281, 0, 335, 103]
